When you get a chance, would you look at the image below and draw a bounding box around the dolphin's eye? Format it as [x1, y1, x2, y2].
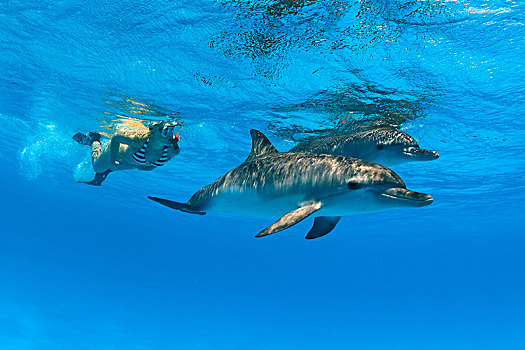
[377, 145, 384, 150]
[348, 182, 361, 190]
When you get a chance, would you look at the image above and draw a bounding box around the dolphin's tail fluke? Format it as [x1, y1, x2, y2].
[148, 196, 206, 215]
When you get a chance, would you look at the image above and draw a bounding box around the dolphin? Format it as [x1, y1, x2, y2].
[149, 130, 433, 239]
[289, 127, 439, 167]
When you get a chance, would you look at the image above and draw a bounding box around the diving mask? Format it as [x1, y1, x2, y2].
[161, 121, 182, 139]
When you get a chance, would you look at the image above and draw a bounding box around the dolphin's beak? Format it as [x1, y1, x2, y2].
[403, 147, 439, 161]
[381, 188, 433, 207]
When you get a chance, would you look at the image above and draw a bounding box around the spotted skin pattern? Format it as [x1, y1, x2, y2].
[149, 130, 433, 238]
[187, 135, 404, 211]
[289, 127, 437, 166]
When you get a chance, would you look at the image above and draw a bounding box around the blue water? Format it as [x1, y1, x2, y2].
[1, 0, 524, 349]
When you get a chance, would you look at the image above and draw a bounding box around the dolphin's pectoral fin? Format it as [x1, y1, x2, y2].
[148, 196, 206, 215]
[255, 202, 322, 238]
[245, 129, 279, 162]
[305, 216, 341, 240]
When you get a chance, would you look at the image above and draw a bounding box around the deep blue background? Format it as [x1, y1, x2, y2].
[1, 0, 524, 349]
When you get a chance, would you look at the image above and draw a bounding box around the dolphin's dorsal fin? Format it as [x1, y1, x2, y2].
[245, 129, 278, 162]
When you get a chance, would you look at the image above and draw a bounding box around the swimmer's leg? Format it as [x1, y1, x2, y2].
[73, 132, 112, 186]
[79, 142, 112, 186]
[91, 141, 112, 173]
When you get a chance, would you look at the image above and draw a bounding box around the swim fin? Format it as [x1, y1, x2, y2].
[83, 169, 111, 186]
[73, 132, 101, 145]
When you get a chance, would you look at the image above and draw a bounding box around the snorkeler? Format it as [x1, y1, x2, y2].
[73, 120, 181, 185]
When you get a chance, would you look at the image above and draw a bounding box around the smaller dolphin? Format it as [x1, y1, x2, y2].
[289, 127, 439, 167]
[149, 130, 433, 239]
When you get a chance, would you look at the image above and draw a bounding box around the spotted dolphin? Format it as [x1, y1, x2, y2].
[289, 127, 439, 167]
[149, 130, 433, 239]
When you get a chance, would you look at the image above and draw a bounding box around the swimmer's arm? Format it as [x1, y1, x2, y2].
[111, 131, 149, 146]
[108, 132, 149, 164]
